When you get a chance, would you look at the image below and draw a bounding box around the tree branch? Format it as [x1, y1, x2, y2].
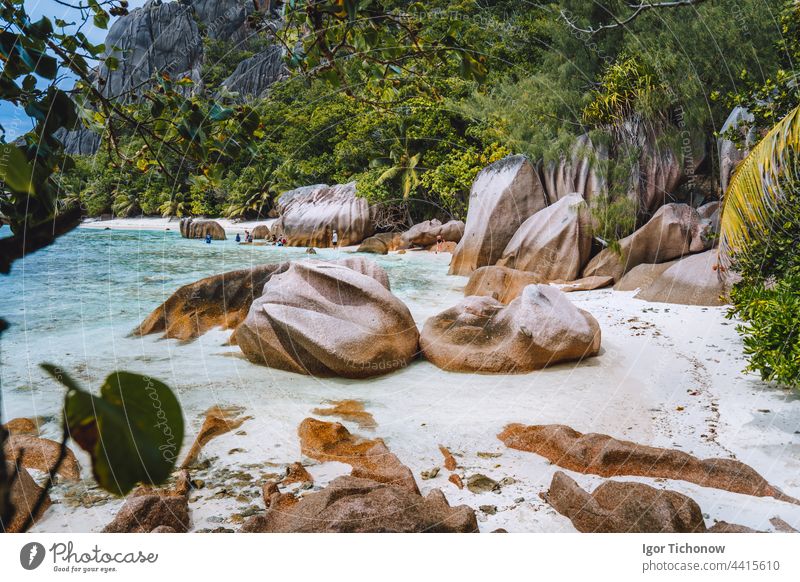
[561, 0, 710, 35]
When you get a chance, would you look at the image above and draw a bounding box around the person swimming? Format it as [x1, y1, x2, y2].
[205, 233, 212, 244]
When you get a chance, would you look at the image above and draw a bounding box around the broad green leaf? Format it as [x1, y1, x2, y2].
[43, 365, 184, 496]
[0, 144, 34, 194]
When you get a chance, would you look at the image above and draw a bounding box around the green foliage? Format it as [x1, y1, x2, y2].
[42, 365, 184, 496]
[727, 179, 800, 388]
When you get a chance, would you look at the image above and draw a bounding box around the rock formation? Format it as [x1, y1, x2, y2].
[635, 250, 729, 306]
[241, 475, 478, 533]
[420, 285, 601, 373]
[273, 182, 376, 247]
[718, 106, 755, 194]
[103, 471, 191, 533]
[220, 46, 285, 99]
[134, 262, 289, 341]
[234, 259, 418, 378]
[547, 471, 706, 533]
[449, 155, 549, 276]
[298, 418, 417, 491]
[583, 203, 703, 281]
[357, 232, 403, 254]
[181, 406, 252, 469]
[614, 261, 677, 292]
[179, 218, 227, 240]
[499, 424, 797, 502]
[463, 265, 542, 304]
[249, 224, 271, 239]
[311, 400, 377, 430]
[497, 194, 593, 281]
[4, 434, 81, 481]
[541, 134, 607, 203]
[1, 462, 51, 532]
[401, 219, 465, 247]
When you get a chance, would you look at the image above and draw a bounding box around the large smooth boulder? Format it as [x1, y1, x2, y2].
[497, 194, 593, 281]
[134, 262, 289, 341]
[420, 285, 601, 373]
[613, 261, 676, 292]
[241, 475, 478, 533]
[234, 259, 418, 378]
[401, 219, 465, 247]
[499, 423, 796, 502]
[357, 232, 403, 255]
[547, 471, 706, 533]
[1, 462, 51, 532]
[103, 472, 191, 533]
[583, 203, 703, 281]
[635, 251, 729, 306]
[251, 224, 272, 240]
[449, 156, 549, 276]
[463, 265, 542, 304]
[4, 435, 81, 480]
[179, 218, 226, 240]
[541, 134, 607, 203]
[273, 183, 375, 247]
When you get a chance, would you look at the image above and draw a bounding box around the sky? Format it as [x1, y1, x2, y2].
[1, 0, 147, 139]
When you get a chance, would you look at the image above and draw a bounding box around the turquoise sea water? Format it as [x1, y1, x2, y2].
[0, 225, 458, 426]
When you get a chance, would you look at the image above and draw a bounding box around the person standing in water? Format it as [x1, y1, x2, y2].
[332, 229, 339, 249]
[235, 232, 241, 243]
[205, 233, 212, 244]
[436, 234, 443, 254]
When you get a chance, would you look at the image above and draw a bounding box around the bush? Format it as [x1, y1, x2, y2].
[727, 182, 800, 388]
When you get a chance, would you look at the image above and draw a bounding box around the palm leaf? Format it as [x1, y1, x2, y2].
[376, 165, 402, 184]
[719, 104, 800, 271]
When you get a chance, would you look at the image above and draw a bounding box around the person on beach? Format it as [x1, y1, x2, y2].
[436, 234, 443, 254]
[235, 232, 241, 243]
[205, 233, 212, 244]
[332, 229, 339, 249]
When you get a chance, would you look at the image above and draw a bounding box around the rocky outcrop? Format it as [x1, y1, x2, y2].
[2, 417, 41, 435]
[541, 134, 607, 203]
[357, 232, 403, 254]
[463, 265, 542, 304]
[179, 218, 226, 240]
[311, 400, 377, 430]
[103, 471, 191, 533]
[220, 46, 284, 99]
[189, 0, 256, 42]
[553, 275, 614, 292]
[56, 126, 102, 155]
[497, 194, 593, 281]
[99, 1, 204, 100]
[181, 406, 252, 469]
[499, 424, 797, 503]
[635, 250, 729, 306]
[4, 435, 81, 481]
[298, 418, 417, 492]
[613, 261, 676, 292]
[401, 219, 465, 247]
[420, 285, 601, 373]
[1, 462, 51, 532]
[583, 203, 703, 281]
[718, 106, 755, 193]
[134, 262, 289, 341]
[273, 182, 375, 247]
[547, 471, 706, 533]
[250, 224, 271, 239]
[449, 155, 549, 276]
[241, 475, 478, 533]
[234, 260, 418, 378]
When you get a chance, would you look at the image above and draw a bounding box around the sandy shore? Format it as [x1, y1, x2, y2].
[80, 216, 278, 234]
[7, 222, 799, 533]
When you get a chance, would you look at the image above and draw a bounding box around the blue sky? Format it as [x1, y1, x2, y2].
[1, 0, 147, 139]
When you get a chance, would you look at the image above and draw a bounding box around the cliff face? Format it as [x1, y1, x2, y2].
[60, 0, 284, 154]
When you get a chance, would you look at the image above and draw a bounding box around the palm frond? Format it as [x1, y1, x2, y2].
[719, 104, 800, 271]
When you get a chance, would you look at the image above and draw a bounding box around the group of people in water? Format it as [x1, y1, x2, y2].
[205, 228, 341, 249]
